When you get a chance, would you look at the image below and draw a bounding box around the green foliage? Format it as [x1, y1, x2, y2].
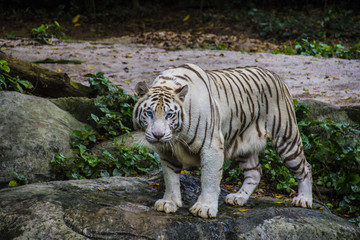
[50, 72, 159, 180]
[203, 43, 228, 51]
[273, 39, 360, 59]
[50, 127, 160, 180]
[0, 60, 33, 92]
[9, 172, 29, 186]
[248, 7, 359, 43]
[31, 21, 69, 44]
[86, 72, 137, 137]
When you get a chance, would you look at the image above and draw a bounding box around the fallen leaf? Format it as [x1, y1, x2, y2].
[125, 53, 133, 58]
[57, 68, 63, 72]
[97, 187, 104, 192]
[183, 15, 190, 22]
[275, 202, 284, 204]
[74, 23, 81, 27]
[225, 185, 234, 188]
[72, 14, 81, 23]
[8, 180, 18, 187]
[274, 194, 284, 199]
[238, 209, 249, 212]
[181, 170, 190, 175]
[345, 97, 352, 101]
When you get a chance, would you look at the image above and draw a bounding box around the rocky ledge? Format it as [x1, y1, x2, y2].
[1, 172, 359, 240]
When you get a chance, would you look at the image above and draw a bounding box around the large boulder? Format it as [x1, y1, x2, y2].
[0, 91, 86, 186]
[0, 173, 359, 239]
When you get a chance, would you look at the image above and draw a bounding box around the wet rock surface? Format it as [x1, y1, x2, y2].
[1, 173, 359, 240]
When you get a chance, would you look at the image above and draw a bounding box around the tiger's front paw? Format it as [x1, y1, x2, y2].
[292, 194, 312, 209]
[225, 193, 249, 206]
[189, 202, 218, 218]
[154, 199, 180, 213]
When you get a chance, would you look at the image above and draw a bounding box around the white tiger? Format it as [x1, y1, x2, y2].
[133, 63, 312, 218]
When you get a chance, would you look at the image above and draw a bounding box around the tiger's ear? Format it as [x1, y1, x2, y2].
[175, 85, 188, 102]
[135, 81, 149, 98]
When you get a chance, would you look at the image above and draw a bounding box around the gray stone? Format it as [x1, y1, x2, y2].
[0, 173, 359, 240]
[0, 91, 86, 185]
[50, 97, 101, 127]
[302, 99, 354, 123]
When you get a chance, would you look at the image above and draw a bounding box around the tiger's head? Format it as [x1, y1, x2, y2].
[133, 81, 188, 143]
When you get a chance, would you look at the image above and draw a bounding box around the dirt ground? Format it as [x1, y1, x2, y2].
[1, 37, 359, 106]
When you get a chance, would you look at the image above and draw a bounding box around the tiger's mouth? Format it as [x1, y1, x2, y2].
[145, 132, 172, 143]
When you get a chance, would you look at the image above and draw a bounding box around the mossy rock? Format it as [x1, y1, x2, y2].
[50, 97, 102, 127]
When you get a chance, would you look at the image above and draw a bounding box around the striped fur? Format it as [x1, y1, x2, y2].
[133, 63, 312, 218]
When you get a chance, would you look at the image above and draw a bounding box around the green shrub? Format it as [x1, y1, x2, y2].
[50, 72, 160, 180]
[31, 21, 69, 44]
[0, 60, 33, 92]
[273, 39, 360, 59]
[86, 72, 137, 137]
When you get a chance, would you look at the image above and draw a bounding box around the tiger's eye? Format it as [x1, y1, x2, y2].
[166, 113, 173, 119]
[146, 111, 153, 117]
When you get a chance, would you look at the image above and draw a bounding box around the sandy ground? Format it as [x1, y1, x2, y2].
[1, 38, 359, 106]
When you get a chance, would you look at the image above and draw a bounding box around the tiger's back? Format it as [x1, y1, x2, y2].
[205, 66, 299, 162]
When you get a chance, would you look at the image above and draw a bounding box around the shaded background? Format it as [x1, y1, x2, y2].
[0, 0, 359, 46]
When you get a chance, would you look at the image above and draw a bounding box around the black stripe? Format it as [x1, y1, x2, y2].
[207, 72, 221, 99]
[246, 69, 261, 92]
[228, 71, 244, 102]
[195, 120, 208, 155]
[187, 101, 192, 133]
[256, 69, 273, 98]
[223, 72, 239, 117]
[212, 71, 230, 105]
[188, 115, 201, 146]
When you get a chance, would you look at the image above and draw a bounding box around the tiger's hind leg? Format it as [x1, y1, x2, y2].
[275, 135, 313, 208]
[225, 153, 261, 206]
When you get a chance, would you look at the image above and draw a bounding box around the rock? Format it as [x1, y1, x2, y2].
[49, 97, 101, 127]
[90, 131, 152, 156]
[341, 105, 360, 125]
[0, 91, 86, 186]
[0, 173, 359, 240]
[302, 99, 354, 123]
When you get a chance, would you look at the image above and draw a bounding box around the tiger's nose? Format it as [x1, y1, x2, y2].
[152, 132, 165, 140]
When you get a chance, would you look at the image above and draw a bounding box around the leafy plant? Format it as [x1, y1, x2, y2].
[86, 72, 137, 137]
[50, 72, 159, 180]
[8, 172, 29, 187]
[273, 39, 360, 59]
[50, 127, 160, 180]
[31, 21, 69, 44]
[0, 60, 33, 92]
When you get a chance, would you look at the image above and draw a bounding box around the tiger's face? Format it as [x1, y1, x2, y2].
[133, 82, 188, 143]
